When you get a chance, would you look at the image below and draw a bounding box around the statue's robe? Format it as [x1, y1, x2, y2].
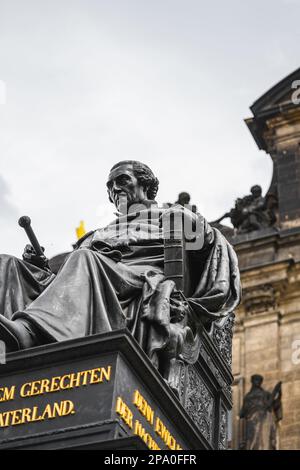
[0, 206, 240, 364]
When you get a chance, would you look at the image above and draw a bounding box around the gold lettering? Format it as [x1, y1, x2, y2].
[61, 400, 75, 416]
[80, 370, 90, 386]
[17, 366, 111, 398]
[155, 416, 163, 435]
[39, 379, 50, 395]
[0, 400, 76, 427]
[41, 404, 53, 420]
[49, 377, 61, 393]
[134, 419, 143, 436]
[115, 396, 133, 429]
[168, 435, 176, 450]
[20, 408, 32, 424]
[68, 373, 81, 389]
[0, 386, 15, 402]
[163, 429, 170, 444]
[100, 366, 111, 382]
[60, 374, 71, 390]
[20, 382, 31, 398]
[90, 369, 101, 384]
[133, 390, 154, 425]
[116, 396, 123, 414]
[31, 406, 42, 422]
[155, 417, 178, 450]
[133, 390, 139, 406]
[0, 411, 11, 427]
[144, 432, 152, 447]
[30, 381, 41, 396]
[150, 440, 161, 450]
[134, 419, 161, 450]
[53, 401, 64, 416]
[11, 409, 23, 425]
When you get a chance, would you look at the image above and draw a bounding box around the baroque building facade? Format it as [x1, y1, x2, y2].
[230, 68, 300, 450]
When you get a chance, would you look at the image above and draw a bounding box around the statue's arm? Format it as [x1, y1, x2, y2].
[272, 381, 282, 399]
[271, 382, 283, 421]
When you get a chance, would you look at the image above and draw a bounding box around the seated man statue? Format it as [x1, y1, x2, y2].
[0, 161, 240, 380]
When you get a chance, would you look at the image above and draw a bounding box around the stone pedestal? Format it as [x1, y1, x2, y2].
[0, 329, 232, 450]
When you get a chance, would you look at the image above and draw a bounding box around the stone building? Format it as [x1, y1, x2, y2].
[230, 68, 300, 450]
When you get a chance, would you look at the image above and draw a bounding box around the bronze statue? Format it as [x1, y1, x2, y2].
[0, 161, 240, 383]
[239, 375, 282, 450]
[213, 185, 277, 234]
[175, 192, 197, 213]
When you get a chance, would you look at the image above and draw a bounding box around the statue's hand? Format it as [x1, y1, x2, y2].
[109, 235, 138, 251]
[22, 244, 51, 271]
[170, 295, 189, 323]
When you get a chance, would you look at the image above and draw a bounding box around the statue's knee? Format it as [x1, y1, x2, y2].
[0, 254, 19, 266]
[0, 254, 22, 278]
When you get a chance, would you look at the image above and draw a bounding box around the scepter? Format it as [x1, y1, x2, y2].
[18, 215, 44, 257]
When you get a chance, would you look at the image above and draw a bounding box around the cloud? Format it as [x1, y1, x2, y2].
[0, 175, 18, 221]
[0, 0, 298, 256]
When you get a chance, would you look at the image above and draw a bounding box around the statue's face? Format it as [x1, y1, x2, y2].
[251, 375, 263, 387]
[107, 163, 148, 213]
[251, 186, 262, 198]
[178, 193, 190, 205]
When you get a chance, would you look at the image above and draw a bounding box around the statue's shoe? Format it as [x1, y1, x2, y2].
[0, 316, 35, 352]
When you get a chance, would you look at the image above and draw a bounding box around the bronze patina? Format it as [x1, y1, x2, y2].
[0, 161, 240, 383]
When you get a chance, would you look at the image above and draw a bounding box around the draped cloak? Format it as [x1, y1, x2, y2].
[0, 206, 241, 364]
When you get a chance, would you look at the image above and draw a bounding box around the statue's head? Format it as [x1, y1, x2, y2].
[250, 185, 262, 198]
[107, 160, 159, 213]
[251, 374, 264, 387]
[176, 192, 191, 205]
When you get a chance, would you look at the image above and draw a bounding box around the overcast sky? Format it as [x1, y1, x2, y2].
[0, 0, 299, 257]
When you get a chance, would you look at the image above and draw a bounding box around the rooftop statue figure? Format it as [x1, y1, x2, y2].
[213, 185, 277, 234]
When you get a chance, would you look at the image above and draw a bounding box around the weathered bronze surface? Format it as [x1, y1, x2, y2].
[239, 375, 282, 450]
[213, 185, 277, 234]
[0, 160, 240, 393]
